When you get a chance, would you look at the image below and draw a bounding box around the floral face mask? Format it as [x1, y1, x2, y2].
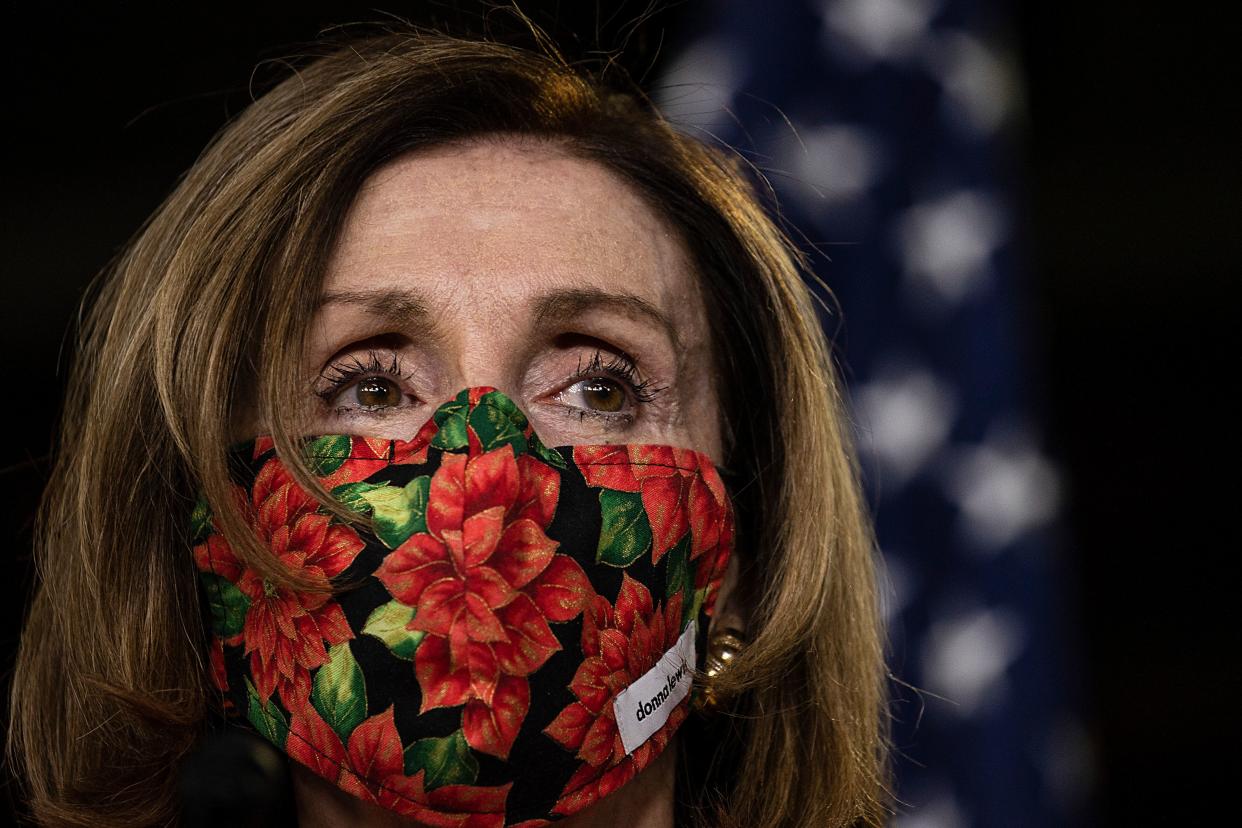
[191, 386, 734, 826]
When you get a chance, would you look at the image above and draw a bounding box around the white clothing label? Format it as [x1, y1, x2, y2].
[613, 619, 697, 755]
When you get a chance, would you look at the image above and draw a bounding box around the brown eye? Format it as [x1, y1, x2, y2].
[354, 377, 402, 408]
[580, 378, 626, 412]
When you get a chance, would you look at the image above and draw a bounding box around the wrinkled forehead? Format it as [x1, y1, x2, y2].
[323, 138, 705, 330]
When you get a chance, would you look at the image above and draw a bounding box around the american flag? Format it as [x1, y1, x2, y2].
[651, 1, 1088, 824]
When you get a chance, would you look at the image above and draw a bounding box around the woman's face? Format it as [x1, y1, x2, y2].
[278, 138, 728, 827]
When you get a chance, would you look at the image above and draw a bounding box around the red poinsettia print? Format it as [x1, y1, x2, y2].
[542, 575, 686, 817]
[573, 445, 727, 565]
[288, 705, 511, 827]
[376, 445, 593, 759]
[193, 458, 364, 709]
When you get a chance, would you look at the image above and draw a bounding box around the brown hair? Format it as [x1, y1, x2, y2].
[7, 21, 889, 827]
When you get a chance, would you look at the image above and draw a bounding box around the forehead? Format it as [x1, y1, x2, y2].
[324, 138, 701, 321]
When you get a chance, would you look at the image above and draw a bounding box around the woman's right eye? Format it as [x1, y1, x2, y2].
[316, 350, 419, 416]
[346, 376, 406, 410]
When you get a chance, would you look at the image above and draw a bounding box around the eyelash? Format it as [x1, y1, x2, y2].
[563, 349, 665, 425]
[314, 348, 665, 423]
[315, 351, 414, 411]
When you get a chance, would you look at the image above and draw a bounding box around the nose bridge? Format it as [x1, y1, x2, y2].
[435, 298, 525, 403]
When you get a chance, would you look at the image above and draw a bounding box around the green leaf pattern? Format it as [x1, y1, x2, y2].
[361, 600, 425, 660]
[663, 535, 696, 625]
[246, 678, 289, 748]
[596, 489, 652, 567]
[304, 434, 352, 476]
[403, 730, 479, 789]
[330, 481, 386, 514]
[470, 393, 528, 454]
[430, 397, 469, 450]
[200, 572, 250, 638]
[311, 643, 367, 742]
[529, 434, 567, 469]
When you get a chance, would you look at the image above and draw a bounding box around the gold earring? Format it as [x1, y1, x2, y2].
[693, 626, 746, 714]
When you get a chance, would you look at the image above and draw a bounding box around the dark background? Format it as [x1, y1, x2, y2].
[2, 2, 1234, 824]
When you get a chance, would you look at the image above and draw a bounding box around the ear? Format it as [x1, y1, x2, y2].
[707, 550, 746, 639]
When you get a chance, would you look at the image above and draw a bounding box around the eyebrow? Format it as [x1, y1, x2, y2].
[318, 285, 680, 353]
[317, 287, 438, 337]
[533, 287, 681, 354]
[317, 290, 434, 327]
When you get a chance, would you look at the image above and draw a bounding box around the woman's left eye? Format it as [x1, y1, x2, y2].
[546, 349, 663, 425]
[555, 377, 629, 414]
